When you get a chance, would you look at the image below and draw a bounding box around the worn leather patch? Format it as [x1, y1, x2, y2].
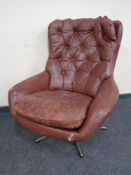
[14, 90, 92, 129]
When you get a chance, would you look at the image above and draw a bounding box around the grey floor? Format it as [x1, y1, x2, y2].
[0, 97, 131, 175]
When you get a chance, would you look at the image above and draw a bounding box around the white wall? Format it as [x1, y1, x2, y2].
[0, 0, 131, 106]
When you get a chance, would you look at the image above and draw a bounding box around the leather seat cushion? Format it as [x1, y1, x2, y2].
[14, 90, 93, 129]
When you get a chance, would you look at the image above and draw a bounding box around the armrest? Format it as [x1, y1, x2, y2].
[77, 76, 119, 141]
[8, 71, 49, 115]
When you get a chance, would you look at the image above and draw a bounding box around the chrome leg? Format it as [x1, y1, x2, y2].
[75, 142, 84, 158]
[101, 126, 107, 130]
[35, 136, 47, 143]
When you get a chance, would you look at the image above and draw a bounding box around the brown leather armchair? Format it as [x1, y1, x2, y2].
[8, 16, 123, 157]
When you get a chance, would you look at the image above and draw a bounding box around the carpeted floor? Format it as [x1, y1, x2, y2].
[0, 97, 131, 175]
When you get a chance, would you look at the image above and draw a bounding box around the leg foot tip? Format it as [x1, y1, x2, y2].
[35, 140, 40, 143]
[79, 154, 84, 158]
[101, 126, 107, 130]
[34, 136, 47, 143]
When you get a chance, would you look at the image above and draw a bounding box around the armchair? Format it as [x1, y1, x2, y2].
[9, 16, 123, 157]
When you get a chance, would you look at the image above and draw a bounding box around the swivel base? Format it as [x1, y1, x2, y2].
[35, 135, 84, 158]
[34, 126, 107, 158]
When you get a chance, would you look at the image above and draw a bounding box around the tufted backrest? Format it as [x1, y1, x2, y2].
[46, 17, 122, 97]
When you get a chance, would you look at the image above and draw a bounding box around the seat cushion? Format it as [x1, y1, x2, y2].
[14, 90, 93, 129]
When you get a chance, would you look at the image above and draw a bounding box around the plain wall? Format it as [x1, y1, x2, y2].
[0, 0, 131, 106]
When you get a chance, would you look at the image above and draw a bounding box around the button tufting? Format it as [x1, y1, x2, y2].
[81, 45, 84, 49]
[46, 17, 120, 102]
[58, 29, 61, 32]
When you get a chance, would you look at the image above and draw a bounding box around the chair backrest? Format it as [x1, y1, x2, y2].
[46, 16, 122, 97]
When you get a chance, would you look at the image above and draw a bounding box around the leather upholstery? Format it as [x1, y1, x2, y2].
[8, 71, 49, 116]
[14, 90, 92, 129]
[8, 17, 123, 142]
[46, 17, 118, 97]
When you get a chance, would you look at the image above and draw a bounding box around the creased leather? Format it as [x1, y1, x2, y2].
[14, 90, 92, 129]
[46, 16, 119, 97]
[76, 76, 119, 141]
[8, 71, 49, 116]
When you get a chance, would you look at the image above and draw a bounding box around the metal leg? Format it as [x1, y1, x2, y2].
[75, 142, 84, 158]
[101, 126, 107, 130]
[35, 136, 47, 143]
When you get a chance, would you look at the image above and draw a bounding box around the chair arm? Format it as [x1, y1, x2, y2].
[77, 76, 119, 141]
[8, 71, 49, 115]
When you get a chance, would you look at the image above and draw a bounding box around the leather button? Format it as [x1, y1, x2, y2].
[59, 57, 61, 60]
[58, 29, 61, 33]
[62, 71, 65, 74]
[76, 70, 79, 74]
[74, 31, 77, 34]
